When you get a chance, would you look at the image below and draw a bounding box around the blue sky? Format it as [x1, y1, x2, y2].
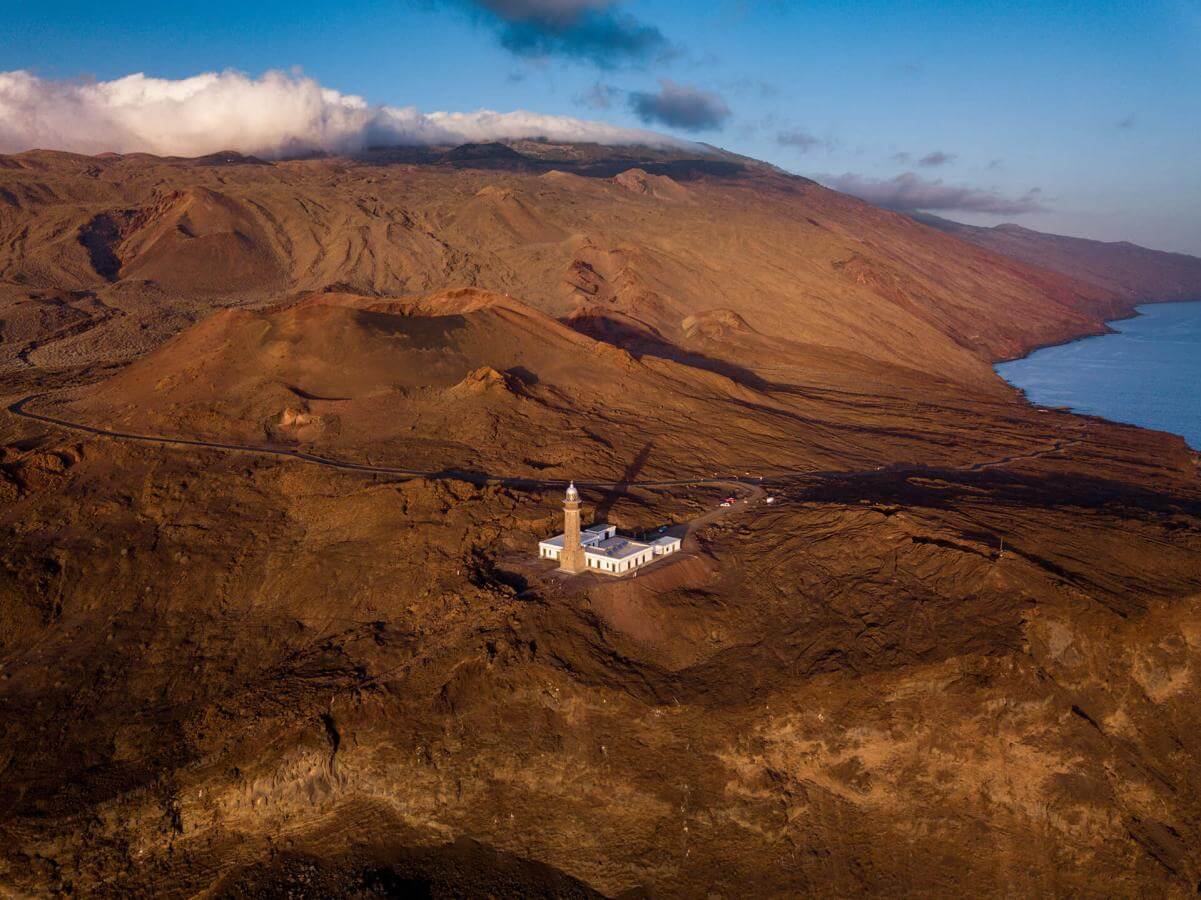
[3, 0, 1199, 254]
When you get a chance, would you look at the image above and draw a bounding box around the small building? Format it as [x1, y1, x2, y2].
[539, 483, 682, 576]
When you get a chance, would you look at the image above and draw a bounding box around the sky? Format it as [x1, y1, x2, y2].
[1, 0, 1199, 255]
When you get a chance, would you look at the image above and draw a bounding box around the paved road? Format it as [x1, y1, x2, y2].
[7, 392, 1079, 493]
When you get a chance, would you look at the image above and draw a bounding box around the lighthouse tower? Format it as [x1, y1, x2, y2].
[558, 481, 586, 574]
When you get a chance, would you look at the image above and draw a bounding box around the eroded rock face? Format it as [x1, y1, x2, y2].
[613, 167, 691, 203]
[266, 406, 340, 443]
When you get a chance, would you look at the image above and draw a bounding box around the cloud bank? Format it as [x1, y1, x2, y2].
[0, 69, 686, 158]
[461, 0, 670, 66]
[820, 171, 1046, 215]
[628, 79, 731, 132]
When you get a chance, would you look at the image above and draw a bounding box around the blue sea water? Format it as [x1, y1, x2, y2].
[996, 301, 1201, 450]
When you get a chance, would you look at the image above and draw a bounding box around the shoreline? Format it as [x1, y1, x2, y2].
[994, 299, 1201, 452]
[991, 296, 1201, 366]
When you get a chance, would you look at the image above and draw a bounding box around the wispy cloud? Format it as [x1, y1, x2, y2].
[918, 150, 955, 167]
[893, 150, 955, 166]
[776, 129, 828, 153]
[576, 79, 733, 134]
[724, 76, 780, 99]
[627, 79, 731, 132]
[819, 171, 1047, 215]
[576, 81, 622, 109]
[457, 0, 672, 66]
[0, 69, 689, 157]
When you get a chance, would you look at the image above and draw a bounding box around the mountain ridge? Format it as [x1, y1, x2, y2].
[912, 211, 1201, 302]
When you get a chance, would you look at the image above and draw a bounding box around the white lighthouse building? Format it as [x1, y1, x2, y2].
[539, 482, 682, 576]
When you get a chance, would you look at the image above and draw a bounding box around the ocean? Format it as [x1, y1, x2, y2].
[996, 300, 1201, 450]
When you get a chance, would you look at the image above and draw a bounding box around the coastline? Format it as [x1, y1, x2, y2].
[994, 298, 1201, 451]
[991, 296, 1201, 367]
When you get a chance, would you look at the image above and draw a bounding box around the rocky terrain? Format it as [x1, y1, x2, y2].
[1, 142, 1200, 897]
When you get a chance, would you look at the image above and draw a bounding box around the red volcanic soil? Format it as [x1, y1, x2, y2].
[1, 144, 1200, 897]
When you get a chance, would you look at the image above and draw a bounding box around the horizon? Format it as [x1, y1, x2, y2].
[2, 1, 1199, 256]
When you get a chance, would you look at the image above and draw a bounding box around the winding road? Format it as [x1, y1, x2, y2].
[7, 393, 773, 493]
[7, 392, 1079, 493]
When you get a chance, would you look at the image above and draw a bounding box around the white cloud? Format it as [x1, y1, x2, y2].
[0, 69, 685, 158]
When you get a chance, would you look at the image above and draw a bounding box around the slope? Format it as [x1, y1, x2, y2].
[913, 212, 1201, 302]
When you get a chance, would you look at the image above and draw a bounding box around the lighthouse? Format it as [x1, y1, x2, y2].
[538, 481, 681, 575]
[558, 481, 587, 574]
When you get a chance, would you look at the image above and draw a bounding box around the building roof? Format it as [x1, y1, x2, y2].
[586, 536, 652, 560]
[651, 535, 682, 547]
[540, 524, 613, 549]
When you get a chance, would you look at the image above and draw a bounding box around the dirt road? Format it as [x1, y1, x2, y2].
[7, 393, 1079, 493]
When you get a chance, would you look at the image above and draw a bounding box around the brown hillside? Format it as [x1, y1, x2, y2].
[68, 286, 1046, 478]
[914, 213, 1201, 302]
[2, 145, 1200, 898]
[0, 147, 1127, 382]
